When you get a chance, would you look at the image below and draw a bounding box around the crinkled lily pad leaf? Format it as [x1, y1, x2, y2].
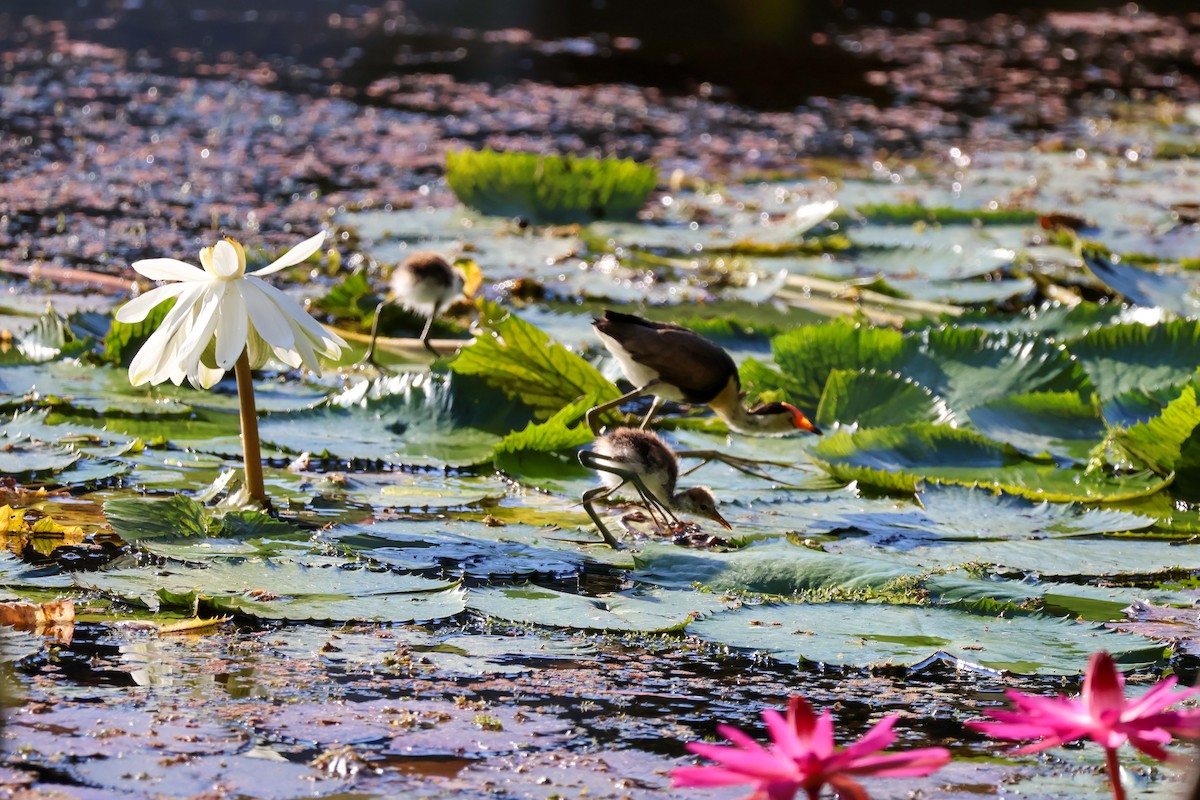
[0, 421, 80, 478]
[104, 495, 302, 543]
[801, 484, 1152, 547]
[467, 584, 735, 632]
[327, 521, 600, 580]
[829, 535, 1200, 580]
[968, 391, 1106, 464]
[768, 320, 1089, 417]
[769, 319, 910, 411]
[1067, 319, 1200, 403]
[815, 369, 954, 429]
[810, 423, 1170, 502]
[634, 541, 919, 595]
[686, 602, 1164, 674]
[450, 301, 620, 421]
[1113, 384, 1200, 486]
[258, 371, 511, 467]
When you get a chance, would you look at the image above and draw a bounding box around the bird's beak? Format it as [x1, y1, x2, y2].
[711, 511, 733, 531]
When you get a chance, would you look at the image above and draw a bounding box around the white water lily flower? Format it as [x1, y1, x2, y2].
[116, 231, 346, 389]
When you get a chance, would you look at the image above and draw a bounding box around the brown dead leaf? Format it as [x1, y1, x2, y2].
[0, 598, 75, 628]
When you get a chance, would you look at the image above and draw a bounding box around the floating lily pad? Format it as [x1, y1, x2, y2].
[467, 584, 736, 633]
[810, 423, 1171, 502]
[81, 556, 466, 623]
[686, 602, 1164, 674]
[259, 371, 510, 467]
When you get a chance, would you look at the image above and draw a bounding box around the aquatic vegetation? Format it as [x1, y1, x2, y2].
[672, 694, 951, 800]
[967, 651, 1200, 800]
[445, 148, 657, 225]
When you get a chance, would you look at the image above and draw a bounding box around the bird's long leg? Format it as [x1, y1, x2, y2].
[578, 449, 678, 529]
[581, 486, 624, 549]
[675, 449, 803, 484]
[583, 379, 662, 436]
[419, 304, 441, 356]
[638, 396, 665, 430]
[358, 299, 389, 367]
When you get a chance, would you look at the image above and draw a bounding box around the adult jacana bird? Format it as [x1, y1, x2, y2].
[361, 250, 465, 363]
[586, 310, 821, 437]
[578, 427, 731, 548]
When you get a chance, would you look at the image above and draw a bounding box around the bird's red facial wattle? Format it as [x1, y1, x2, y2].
[783, 403, 821, 435]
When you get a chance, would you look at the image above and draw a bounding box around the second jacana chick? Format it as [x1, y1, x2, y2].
[578, 427, 731, 548]
[586, 310, 820, 437]
[362, 250, 465, 363]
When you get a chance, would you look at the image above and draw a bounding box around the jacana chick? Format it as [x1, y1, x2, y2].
[586, 310, 820, 437]
[362, 251, 465, 363]
[578, 427, 731, 548]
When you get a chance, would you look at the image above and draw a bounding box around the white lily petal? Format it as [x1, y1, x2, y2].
[245, 277, 344, 352]
[239, 278, 297, 350]
[131, 258, 210, 282]
[211, 240, 242, 279]
[126, 282, 208, 386]
[288, 319, 322, 371]
[192, 362, 226, 390]
[114, 283, 188, 323]
[215, 286, 249, 368]
[128, 321, 177, 386]
[178, 285, 225, 369]
[250, 231, 326, 276]
[272, 344, 304, 369]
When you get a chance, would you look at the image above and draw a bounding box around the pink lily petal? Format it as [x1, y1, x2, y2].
[685, 742, 793, 779]
[716, 724, 771, 753]
[842, 747, 953, 777]
[1082, 652, 1126, 721]
[671, 764, 766, 788]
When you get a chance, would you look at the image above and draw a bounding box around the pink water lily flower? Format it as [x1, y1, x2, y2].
[116, 231, 346, 389]
[967, 651, 1200, 800]
[671, 695, 950, 800]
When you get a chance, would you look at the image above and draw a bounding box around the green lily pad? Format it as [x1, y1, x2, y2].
[466, 584, 736, 633]
[80, 555, 465, 623]
[810, 423, 1171, 502]
[634, 540, 919, 595]
[686, 602, 1164, 674]
[967, 391, 1106, 464]
[1067, 319, 1200, 403]
[258, 372, 510, 467]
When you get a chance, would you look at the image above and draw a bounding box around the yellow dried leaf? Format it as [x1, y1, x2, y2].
[30, 515, 85, 540]
[157, 617, 229, 635]
[0, 505, 26, 533]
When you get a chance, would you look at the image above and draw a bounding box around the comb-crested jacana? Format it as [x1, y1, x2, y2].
[361, 251, 465, 363]
[586, 310, 821, 437]
[578, 427, 731, 548]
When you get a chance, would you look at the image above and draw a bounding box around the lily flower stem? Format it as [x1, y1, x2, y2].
[233, 349, 268, 505]
[1104, 747, 1126, 800]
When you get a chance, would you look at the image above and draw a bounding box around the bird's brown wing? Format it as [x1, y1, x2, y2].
[595, 314, 738, 404]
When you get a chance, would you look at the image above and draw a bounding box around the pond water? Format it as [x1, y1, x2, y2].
[3, 2, 1200, 799]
